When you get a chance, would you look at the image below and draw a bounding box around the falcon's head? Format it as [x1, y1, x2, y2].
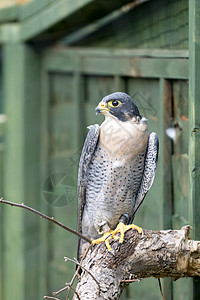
[95, 92, 141, 122]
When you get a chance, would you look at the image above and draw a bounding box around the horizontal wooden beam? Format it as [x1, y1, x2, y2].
[20, 0, 93, 41]
[19, 0, 56, 21]
[0, 0, 136, 43]
[0, 5, 19, 23]
[0, 0, 93, 42]
[52, 48, 189, 58]
[44, 48, 188, 79]
[0, 0, 88, 23]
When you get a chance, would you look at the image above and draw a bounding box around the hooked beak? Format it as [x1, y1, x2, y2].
[95, 101, 109, 115]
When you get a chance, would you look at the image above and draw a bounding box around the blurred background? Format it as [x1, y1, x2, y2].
[0, 0, 199, 299]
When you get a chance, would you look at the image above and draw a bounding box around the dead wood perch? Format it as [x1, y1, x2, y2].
[74, 225, 200, 300]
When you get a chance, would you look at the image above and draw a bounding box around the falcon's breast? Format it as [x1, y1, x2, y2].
[82, 116, 149, 239]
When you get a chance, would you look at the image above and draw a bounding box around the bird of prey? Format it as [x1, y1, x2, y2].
[77, 92, 158, 259]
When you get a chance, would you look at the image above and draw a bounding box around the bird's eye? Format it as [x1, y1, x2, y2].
[108, 100, 121, 108]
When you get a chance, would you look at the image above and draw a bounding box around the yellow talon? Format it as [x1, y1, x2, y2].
[92, 222, 142, 251]
[111, 222, 143, 244]
[105, 237, 112, 252]
[92, 230, 114, 251]
[92, 231, 112, 246]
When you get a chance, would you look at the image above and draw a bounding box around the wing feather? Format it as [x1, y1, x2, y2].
[130, 132, 159, 222]
[77, 124, 100, 258]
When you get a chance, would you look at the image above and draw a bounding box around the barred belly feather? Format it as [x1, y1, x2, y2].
[82, 137, 147, 240]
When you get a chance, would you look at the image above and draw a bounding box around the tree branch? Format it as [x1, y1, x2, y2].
[74, 226, 200, 300]
[0, 198, 91, 243]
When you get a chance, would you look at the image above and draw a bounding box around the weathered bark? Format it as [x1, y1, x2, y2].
[74, 226, 200, 300]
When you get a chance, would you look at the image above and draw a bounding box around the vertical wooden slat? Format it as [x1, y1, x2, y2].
[0, 140, 3, 300]
[0, 53, 3, 300]
[189, 1, 200, 299]
[188, 0, 200, 242]
[42, 69, 83, 295]
[23, 44, 41, 300]
[3, 42, 26, 300]
[0, 130, 4, 300]
[159, 78, 172, 229]
[73, 71, 85, 153]
[172, 80, 190, 300]
[40, 61, 51, 296]
[159, 78, 173, 300]
[3, 42, 42, 300]
[114, 75, 125, 91]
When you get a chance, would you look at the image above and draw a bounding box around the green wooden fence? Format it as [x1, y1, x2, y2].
[0, 0, 200, 299]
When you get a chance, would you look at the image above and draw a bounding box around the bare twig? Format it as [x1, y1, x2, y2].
[52, 284, 80, 300]
[64, 257, 101, 293]
[66, 244, 91, 300]
[158, 278, 166, 300]
[66, 284, 80, 300]
[121, 279, 140, 283]
[49, 282, 80, 300]
[44, 296, 60, 300]
[0, 198, 91, 243]
[52, 286, 68, 296]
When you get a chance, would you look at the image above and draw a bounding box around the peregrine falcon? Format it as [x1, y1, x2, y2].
[77, 92, 158, 259]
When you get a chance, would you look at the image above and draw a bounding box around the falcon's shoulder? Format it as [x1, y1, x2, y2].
[77, 124, 100, 234]
[131, 132, 159, 222]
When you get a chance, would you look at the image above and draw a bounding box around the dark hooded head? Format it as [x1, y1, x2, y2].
[95, 92, 141, 122]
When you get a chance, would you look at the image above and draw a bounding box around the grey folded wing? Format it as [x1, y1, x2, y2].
[77, 124, 100, 258]
[131, 132, 159, 222]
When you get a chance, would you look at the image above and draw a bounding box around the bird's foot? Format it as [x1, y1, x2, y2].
[111, 222, 143, 244]
[92, 222, 142, 251]
[92, 231, 113, 251]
